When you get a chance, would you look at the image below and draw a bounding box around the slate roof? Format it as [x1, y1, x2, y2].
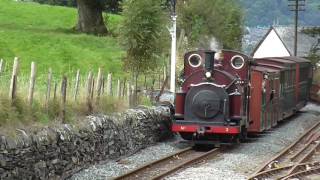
[243, 26, 320, 57]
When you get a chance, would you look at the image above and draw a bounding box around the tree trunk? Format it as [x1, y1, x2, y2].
[76, 0, 108, 35]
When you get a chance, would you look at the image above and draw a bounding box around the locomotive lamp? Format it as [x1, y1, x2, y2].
[205, 71, 212, 78]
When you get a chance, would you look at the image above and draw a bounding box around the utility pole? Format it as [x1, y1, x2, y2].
[169, 0, 177, 93]
[288, 0, 305, 56]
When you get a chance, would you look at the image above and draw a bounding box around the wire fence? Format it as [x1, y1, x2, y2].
[0, 57, 168, 122]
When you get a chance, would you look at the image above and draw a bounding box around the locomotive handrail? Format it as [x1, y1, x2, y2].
[190, 82, 226, 88]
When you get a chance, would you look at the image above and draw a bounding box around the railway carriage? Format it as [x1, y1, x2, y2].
[172, 49, 312, 144]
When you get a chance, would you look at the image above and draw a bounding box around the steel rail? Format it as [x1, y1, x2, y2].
[113, 147, 219, 180]
[248, 165, 293, 180]
[282, 166, 320, 180]
[248, 162, 320, 180]
[289, 137, 314, 161]
[151, 148, 220, 180]
[113, 147, 192, 180]
[285, 141, 320, 176]
[252, 120, 320, 175]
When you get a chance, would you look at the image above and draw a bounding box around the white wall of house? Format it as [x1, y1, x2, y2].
[253, 29, 291, 58]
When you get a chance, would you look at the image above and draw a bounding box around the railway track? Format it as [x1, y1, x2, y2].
[249, 121, 320, 180]
[113, 146, 220, 180]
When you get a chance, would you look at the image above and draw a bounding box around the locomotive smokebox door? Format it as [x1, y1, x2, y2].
[184, 84, 229, 124]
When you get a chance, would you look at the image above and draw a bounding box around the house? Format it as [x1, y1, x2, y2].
[252, 27, 291, 58]
[243, 26, 320, 58]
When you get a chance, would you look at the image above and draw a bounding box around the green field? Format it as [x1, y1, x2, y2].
[0, 0, 124, 80]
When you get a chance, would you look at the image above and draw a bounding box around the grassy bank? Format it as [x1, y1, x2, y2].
[0, 0, 124, 79]
[0, 0, 131, 132]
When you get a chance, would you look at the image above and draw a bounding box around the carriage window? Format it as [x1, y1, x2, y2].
[188, 54, 202, 68]
[288, 70, 291, 87]
[287, 71, 290, 87]
[288, 71, 291, 87]
[230, 55, 245, 69]
[284, 72, 287, 88]
[280, 72, 284, 94]
[291, 70, 294, 87]
[286, 71, 290, 88]
[292, 70, 296, 86]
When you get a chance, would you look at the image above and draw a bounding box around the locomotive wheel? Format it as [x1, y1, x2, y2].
[239, 126, 248, 142]
[179, 132, 193, 141]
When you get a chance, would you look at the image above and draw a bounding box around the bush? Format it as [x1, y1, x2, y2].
[313, 69, 320, 84]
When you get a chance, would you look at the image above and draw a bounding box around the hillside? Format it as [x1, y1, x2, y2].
[0, 0, 124, 79]
[239, 0, 320, 27]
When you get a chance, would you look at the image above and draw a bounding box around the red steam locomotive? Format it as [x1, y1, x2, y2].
[172, 50, 312, 144]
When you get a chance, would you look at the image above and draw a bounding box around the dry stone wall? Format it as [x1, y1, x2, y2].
[0, 106, 172, 179]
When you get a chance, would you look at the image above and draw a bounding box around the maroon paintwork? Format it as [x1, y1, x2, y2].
[174, 50, 250, 139]
[175, 92, 185, 118]
[220, 50, 251, 80]
[172, 49, 312, 144]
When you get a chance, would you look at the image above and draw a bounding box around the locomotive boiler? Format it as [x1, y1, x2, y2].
[172, 50, 312, 145]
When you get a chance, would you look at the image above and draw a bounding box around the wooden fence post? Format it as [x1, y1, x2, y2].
[116, 79, 121, 98]
[9, 57, 19, 100]
[0, 59, 3, 74]
[131, 84, 136, 106]
[96, 68, 102, 101]
[91, 77, 95, 100]
[122, 79, 126, 97]
[158, 74, 161, 89]
[28, 62, 36, 105]
[96, 68, 102, 91]
[151, 77, 155, 92]
[101, 75, 105, 95]
[144, 75, 147, 90]
[61, 76, 67, 123]
[106, 73, 112, 96]
[127, 81, 131, 105]
[53, 82, 57, 100]
[74, 69, 80, 101]
[10, 76, 17, 101]
[86, 71, 93, 112]
[163, 66, 167, 83]
[46, 68, 52, 105]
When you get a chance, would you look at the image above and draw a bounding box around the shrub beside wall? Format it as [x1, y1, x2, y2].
[0, 106, 172, 179]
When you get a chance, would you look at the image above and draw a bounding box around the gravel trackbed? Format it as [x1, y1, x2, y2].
[71, 103, 320, 180]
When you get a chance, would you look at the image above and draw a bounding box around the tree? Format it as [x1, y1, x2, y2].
[303, 27, 320, 67]
[33, 0, 76, 6]
[120, 0, 168, 104]
[75, 0, 108, 35]
[105, 0, 122, 13]
[178, 0, 244, 50]
[33, 0, 122, 13]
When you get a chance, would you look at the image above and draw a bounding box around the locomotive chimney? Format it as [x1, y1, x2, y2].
[204, 51, 215, 79]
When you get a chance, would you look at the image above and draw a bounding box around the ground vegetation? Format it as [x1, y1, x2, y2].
[0, 0, 123, 79]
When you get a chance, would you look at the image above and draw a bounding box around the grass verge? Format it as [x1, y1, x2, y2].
[0, 0, 124, 79]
